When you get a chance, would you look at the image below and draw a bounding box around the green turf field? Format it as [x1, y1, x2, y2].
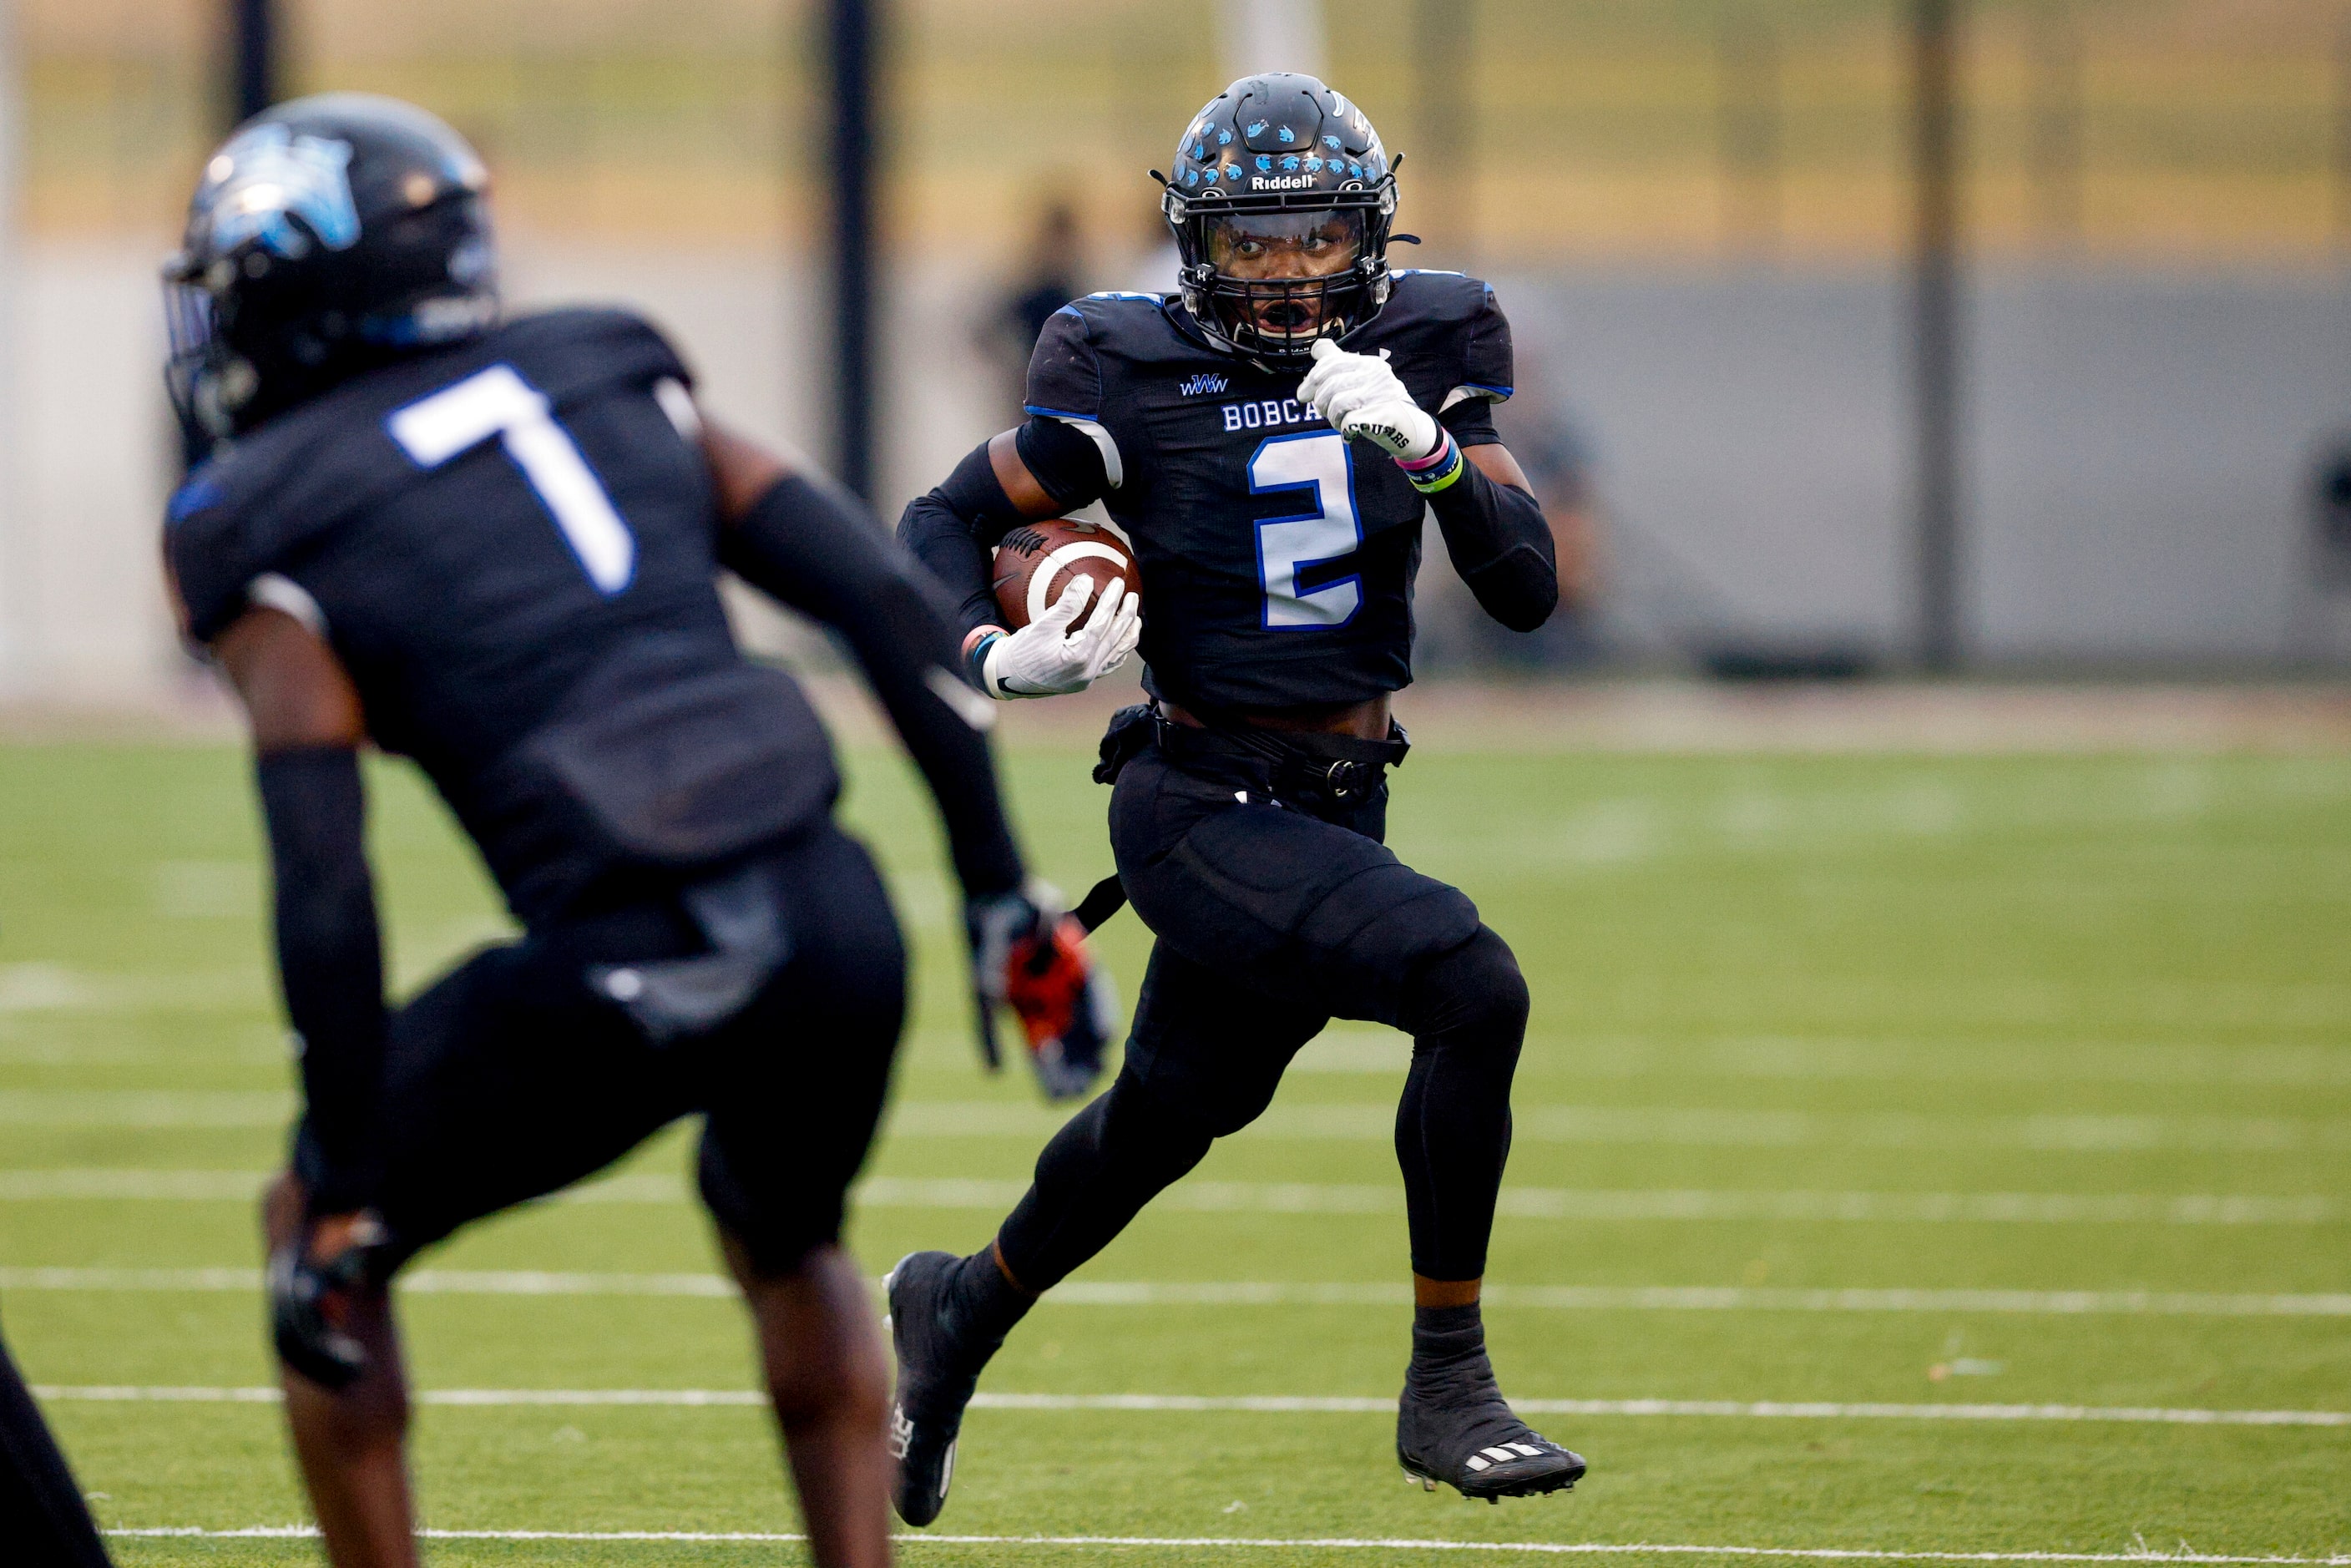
[1, 734, 2346, 1565]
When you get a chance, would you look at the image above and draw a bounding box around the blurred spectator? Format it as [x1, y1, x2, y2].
[978, 200, 1084, 417]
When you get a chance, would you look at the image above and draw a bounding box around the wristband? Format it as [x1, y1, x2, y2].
[1399, 431, 1464, 493]
[963, 625, 1006, 690]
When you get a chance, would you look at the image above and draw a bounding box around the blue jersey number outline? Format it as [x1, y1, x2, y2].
[387, 364, 637, 595]
[1248, 429, 1363, 629]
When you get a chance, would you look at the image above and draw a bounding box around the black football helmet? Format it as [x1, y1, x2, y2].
[1160, 73, 1398, 365]
[164, 94, 498, 445]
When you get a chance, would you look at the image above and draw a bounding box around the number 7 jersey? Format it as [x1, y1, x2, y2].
[159, 308, 795, 923]
[1024, 270, 1515, 711]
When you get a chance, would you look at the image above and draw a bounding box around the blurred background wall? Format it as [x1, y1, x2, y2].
[3, 0, 2350, 701]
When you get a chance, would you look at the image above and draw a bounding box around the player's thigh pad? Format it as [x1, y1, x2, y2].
[696, 822, 908, 1276]
[357, 898, 710, 1267]
[1111, 754, 1481, 1027]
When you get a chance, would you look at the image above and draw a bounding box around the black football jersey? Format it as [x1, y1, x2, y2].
[164, 309, 768, 920]
[1023, 270, 1514, 710]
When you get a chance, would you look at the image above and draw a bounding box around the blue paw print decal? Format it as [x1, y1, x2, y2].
[1255, 154, 1272, 171]
[1277, 125, 1296, 144]
[1218, 129, 1234, 145]
[1224, 164, 1241, 180]
[1246, 119, 1269, 137]
[1302, 155, 1323, 173]
[1280, 154, 1300, 171]
[1324, 134, 1342, 150]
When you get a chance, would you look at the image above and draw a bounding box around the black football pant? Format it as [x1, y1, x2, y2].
[294, 818, 906, 1279]
[0, 1317, 111, 1567]
[996, 743, 1528, 1289]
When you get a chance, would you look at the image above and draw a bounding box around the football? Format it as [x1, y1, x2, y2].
[990, 518, 1140, 630]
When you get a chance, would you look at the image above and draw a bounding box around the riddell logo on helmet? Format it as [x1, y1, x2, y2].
[1250, 175, 1316, 191]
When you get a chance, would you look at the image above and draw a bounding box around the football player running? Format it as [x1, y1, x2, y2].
[891, 73, 1583, 1520]
[160, 94, 1099, 1568]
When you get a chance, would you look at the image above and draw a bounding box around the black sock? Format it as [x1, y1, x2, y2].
[1413, 1302, 1486, 1358]
[1408, 1301, 1500, 1400]
[945, 1246, 1033, 1348]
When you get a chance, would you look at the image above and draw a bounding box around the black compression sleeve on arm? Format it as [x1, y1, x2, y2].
[255, 746, 387, 1215]
[898, 440, 1022, 637]
[1427, 456, 1560, 634]
[1014, 415, 1109, 513]
[895, 418, 1111, 640]
[725, 472, 1025, 898]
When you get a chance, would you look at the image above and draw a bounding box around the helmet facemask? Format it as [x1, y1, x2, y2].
[1176, 205, 1382, 363]
[1160, 73, 1400, 366]
[162, 257, 232, 440]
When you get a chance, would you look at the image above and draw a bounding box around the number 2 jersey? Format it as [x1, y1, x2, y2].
[914, 270, 1518, 711]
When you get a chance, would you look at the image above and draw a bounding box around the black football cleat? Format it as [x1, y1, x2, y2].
[1396, 1362, 1586, 1503]
[885, 1251, 989, 1527]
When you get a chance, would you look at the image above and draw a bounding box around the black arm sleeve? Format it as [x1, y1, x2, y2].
[724, 472, 1024, 898]
[897, 442, 1025, 638]
[1429, 457, 1560, 634]
[895, 420, 1110, 640]
[256, 746, 387, 1215]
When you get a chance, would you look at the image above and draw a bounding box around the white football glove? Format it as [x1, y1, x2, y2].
[1297, 337, 1441, 463]
[982, 575, 1141, 699]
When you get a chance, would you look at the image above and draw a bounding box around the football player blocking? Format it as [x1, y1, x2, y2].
[892, 73, 1585, 1519]
[157, 96, 1107, 1568]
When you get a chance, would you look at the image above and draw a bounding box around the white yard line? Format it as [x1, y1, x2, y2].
[37, 1385, 2351, 1427]
[1296, 1032, 2351, 1089]
[0, 1090, 290, 1126]
[4, 1169, 2339, 1226]
[8, 1267, 2349, 1315]
[94, 1525, 2351, 1561]
[5, 1091, 2345, 1151]
[883, 1102, 2351, 1153]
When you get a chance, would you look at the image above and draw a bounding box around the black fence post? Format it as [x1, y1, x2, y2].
[1911, 0, 1963, 673]
[230, 0, 279, 128]
[826, 0, 879, 503]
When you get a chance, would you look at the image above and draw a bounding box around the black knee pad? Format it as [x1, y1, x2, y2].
[1398, 925, 1529, 1045]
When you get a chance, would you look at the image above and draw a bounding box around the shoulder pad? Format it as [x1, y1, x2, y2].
[483, 308, 695, 406]
[164, 307, 694, 641]
[1368, 271, 1514, 407]
[1383, 270, 1494, 326]
[1059, 292, 1216, 371]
